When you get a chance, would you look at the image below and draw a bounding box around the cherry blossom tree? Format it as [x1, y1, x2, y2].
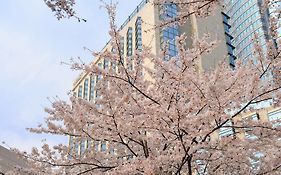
[44, 0, 86, 22]
[7, 0, 281, 175]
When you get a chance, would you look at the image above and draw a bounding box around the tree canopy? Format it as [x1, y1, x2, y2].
[7, 0, 281, 174]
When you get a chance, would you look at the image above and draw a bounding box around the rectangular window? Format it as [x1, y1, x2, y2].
[109, 147, 115, 155]
[135, 17, 142, 51]
[127, 27, 133, 56]
[98, 62, 102, 68]
[89, 75, 95, 101]
[159, 3, 179, 60]
[75, 141, 80, 155]
[227, 43, 235, 54]
[78, 85, 83, 98]
[111, 60, 117, 72]
[86, 138, 92, 149]
[69, 136, 74, 150]
[268, 110, 281, 127]
[104, 59, 109, 70]
[127, 155, 134, 160]
[101, 141, 106, 152]
[80, 139, 86, 155]
[83, 78, 89, 100]
[95, 90, 100, 99]
[223, 23, 230, 33]
[249, 152, 263, 172]
[94, 140, 100, 152]
[120, 37, 124, 60]
[244, 114, 259, 140]
[219, 120, 234, 138]
[96, 74, 101, 83]
[195, 159, 207, 175]
[225, 33, 233, 45]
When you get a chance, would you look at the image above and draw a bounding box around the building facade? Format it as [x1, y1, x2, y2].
[69, 0, 234, 156]
[66, 1, 281, 174]
[224, 0, 272, 61]
[220, 0, 280, 137]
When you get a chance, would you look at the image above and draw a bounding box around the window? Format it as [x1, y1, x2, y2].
[249, 151, 263, 172]
[160, 26, 179, 57]
[268, 110, 281, 127]
[227, 43, 235, 54]
[86, 138, 92, 149]
[94, 140, 100, 152]
[228, 54, 236, 67]
[243, 114, 259, 140]
[109, 147, 115, 155]
[195, 149, 207, 175]
[89, 75, 95, 101]
[160, 3, 177, 20]
[120, 37, 125, 64]
[219, 120, 234, 138]
[127, 27, 133, 56]
[78, 85, 83, 98]
[127, 155, 134, 160]
[224, 22, 231, 33]
[222, 12, 230, 23]
[225, 33, 233, 46]
[75, 141, 80, 155]
[69, 136, 74, 149]
[83, 78, 89, 100]
[111, 60, 117, 72]
[195, 159, 207, 175]
[101, 141, 107, 152]
[135, 17, 142, 51]
[95, 90, 100, 99]
[104, 59, 109, 70]
[96, 74, 101, 83]
[69, 137, 74, 146]
[128, 63, 133, 71]
[98, 62, 102, 68]
[80, 139, 86, 155]
[160, 3, 179, 58]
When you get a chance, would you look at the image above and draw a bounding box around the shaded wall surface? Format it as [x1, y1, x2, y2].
[0, 146, 26, 174]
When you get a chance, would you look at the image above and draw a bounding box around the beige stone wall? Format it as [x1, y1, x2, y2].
[72, 4, 232, 94]
[70, 1, 160, 155]
[197, 9, 229, 71]
[72, 1, 159, 95]
[180, 8, 229, 72]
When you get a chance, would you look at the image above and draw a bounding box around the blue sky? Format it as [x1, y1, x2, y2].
[0, 0, 140, 151]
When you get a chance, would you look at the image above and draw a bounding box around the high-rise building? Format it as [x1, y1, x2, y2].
[69, 0, 234, 156]
[224, 0, 272, 61]
[219, 0, 280, 139]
